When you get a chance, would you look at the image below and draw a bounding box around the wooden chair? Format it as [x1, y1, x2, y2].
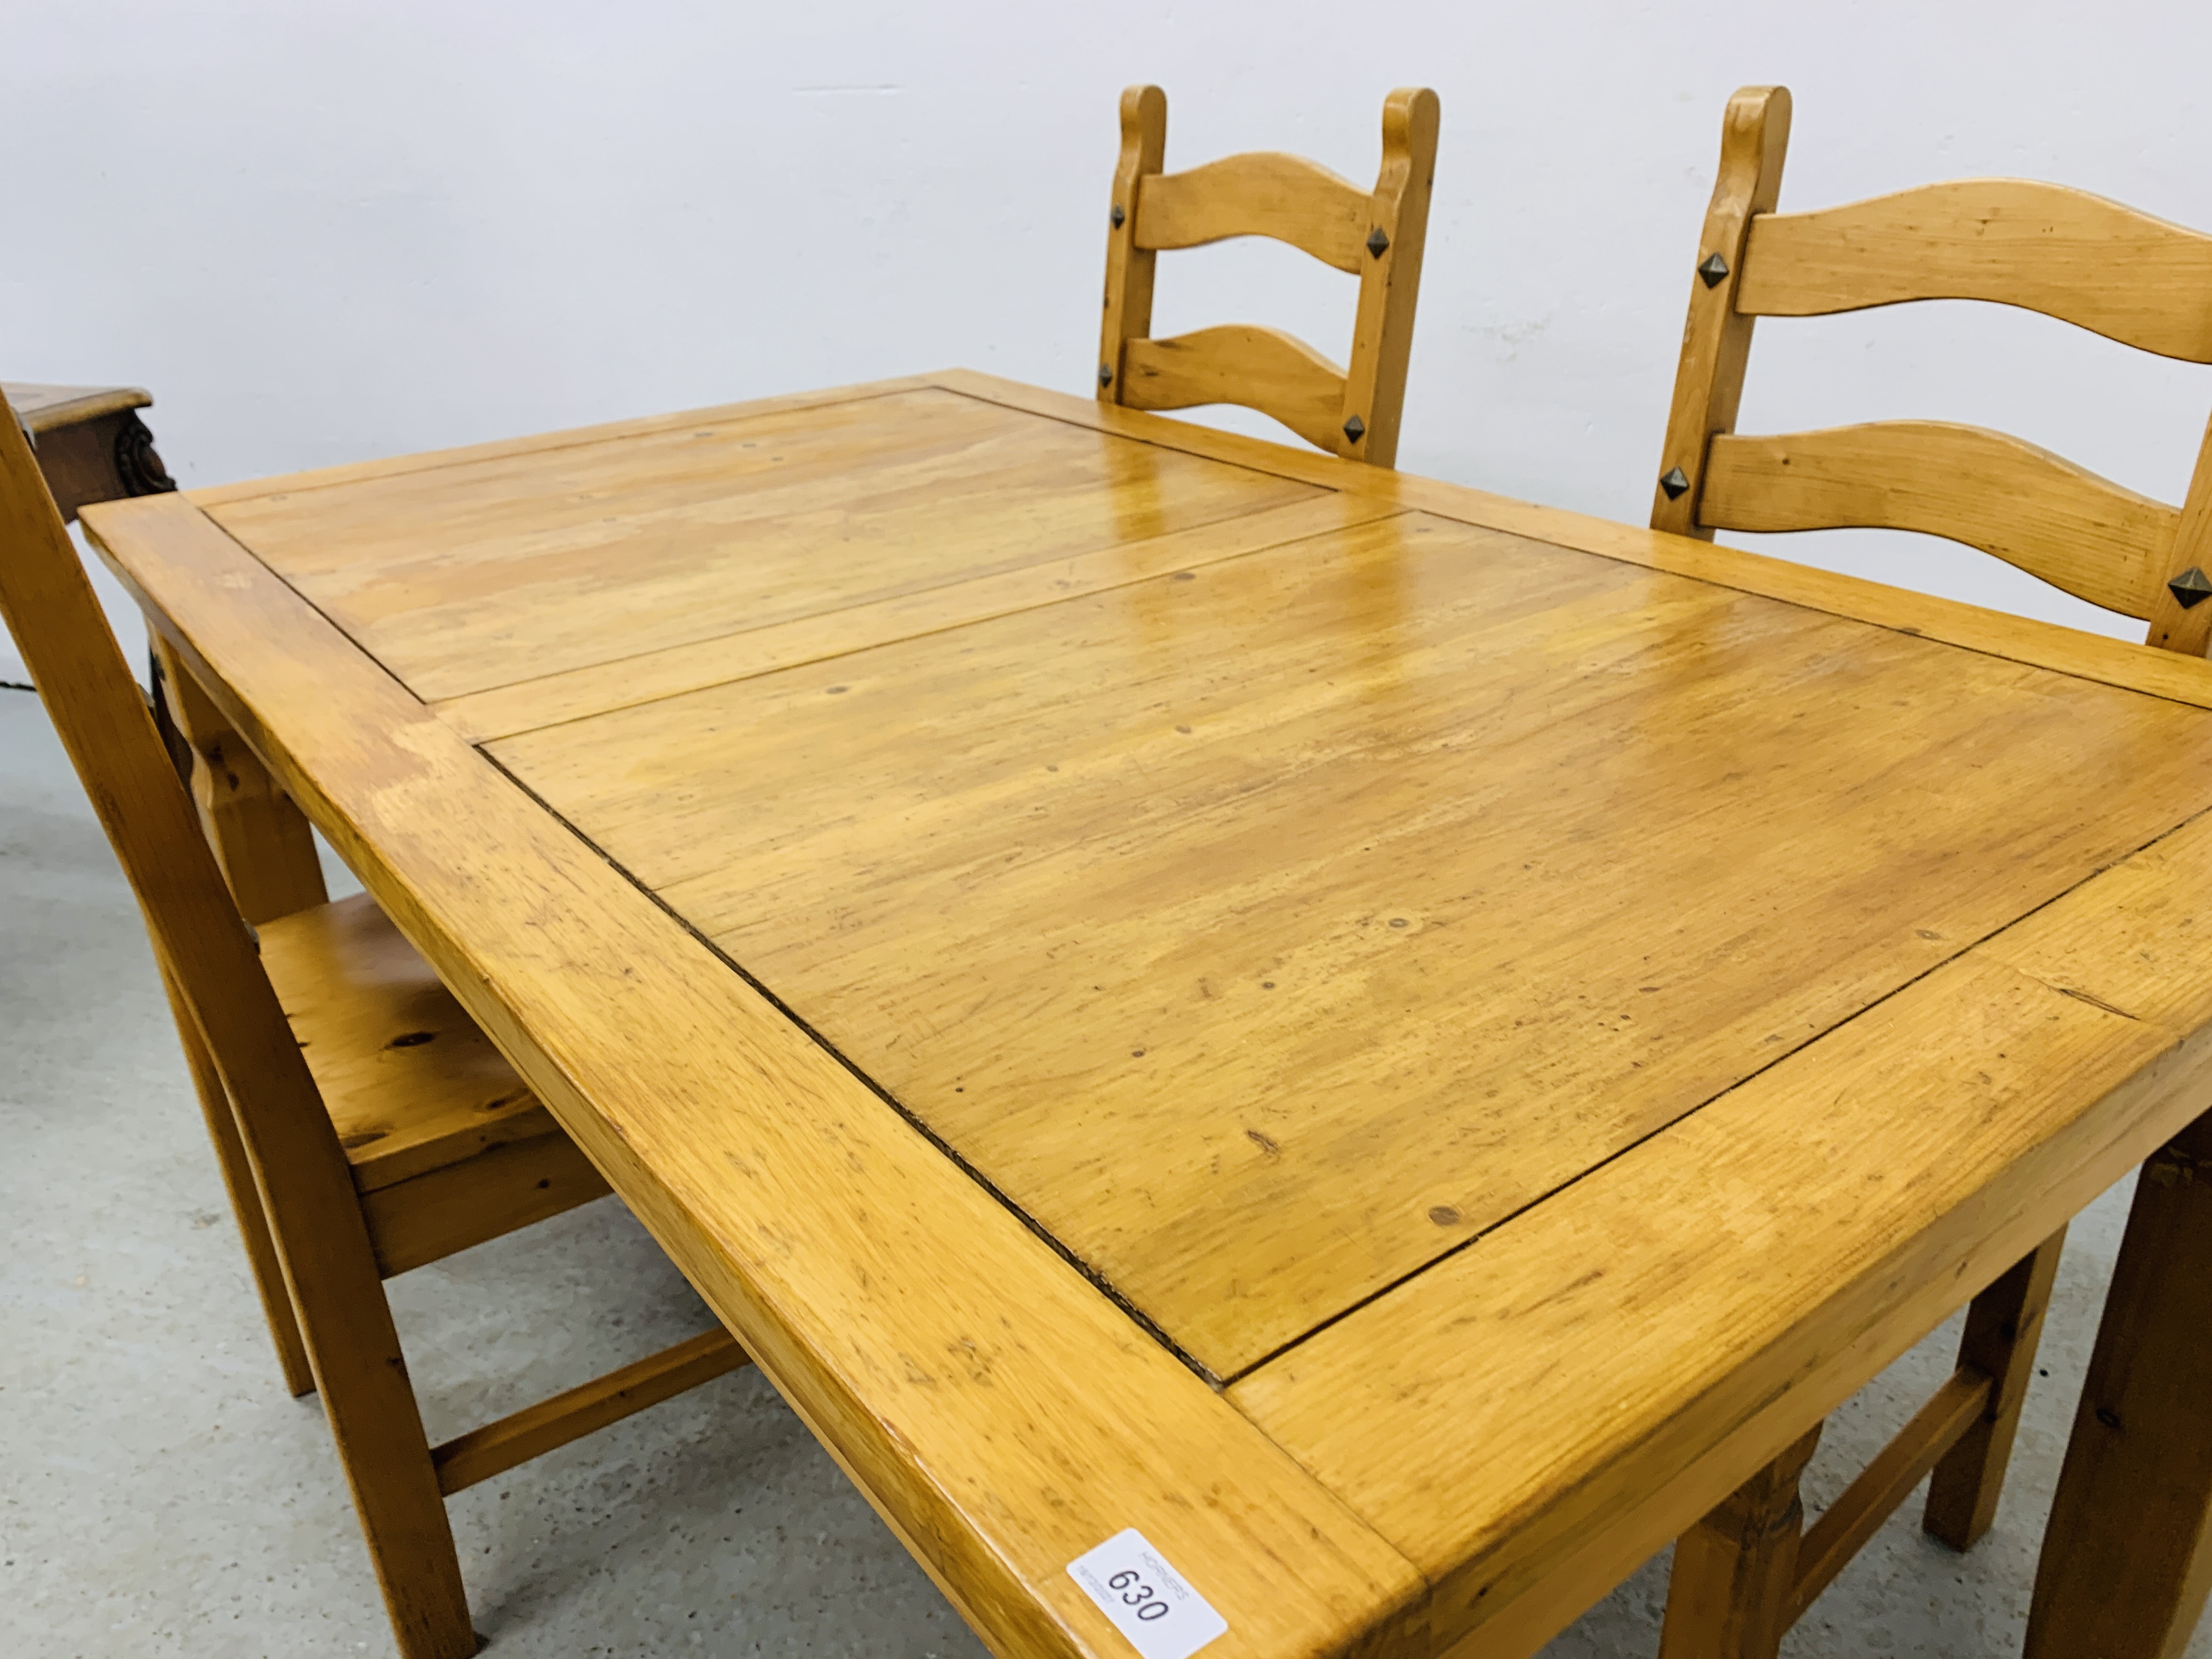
[0, 388, 749, 1659]
[1649, 83, 2212, 1658]
[5, 380, 175, 523]
[5, 379, 187, 752]
[1654, 84, 2212, 656]
[1097, 83, 1439, 467]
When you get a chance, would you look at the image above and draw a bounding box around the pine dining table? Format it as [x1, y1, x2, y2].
[81, 370, 2212, 1659]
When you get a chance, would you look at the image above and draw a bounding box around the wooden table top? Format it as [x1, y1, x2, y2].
[83, 371, 2212, 1659]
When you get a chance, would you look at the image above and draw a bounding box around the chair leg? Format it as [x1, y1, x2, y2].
[178, 976, 477, 1659]
[1923, 1226, 2067, 1550]
[153, 647, 317, 1397]
[257, 1169, 477, 1658]
[160, 964, 315, 1396]
[1659, 1423, 1822, 1659]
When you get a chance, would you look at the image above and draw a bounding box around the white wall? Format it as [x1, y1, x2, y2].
[8, 0, 2212, 686]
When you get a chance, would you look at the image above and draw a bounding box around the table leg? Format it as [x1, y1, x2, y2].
[1658, 1424, 1824, 1659]
[159, 960, 315, 1397]
[2027, 1110, 2212, 1659]
[153, 636, 328, 924]
[1923, 1226, 2067, 1548]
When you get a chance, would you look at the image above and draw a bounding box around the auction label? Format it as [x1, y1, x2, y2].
[1065, 1528, 1228, 1659]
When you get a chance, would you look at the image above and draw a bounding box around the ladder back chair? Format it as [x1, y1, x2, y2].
[1098, 83, 1440, 467]
[0, 389, 748, 1659]
[1647, 82, 2212, 1659]
[1654, 82, 2212, 658]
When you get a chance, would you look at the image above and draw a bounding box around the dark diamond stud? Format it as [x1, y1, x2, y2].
[1098, 364, 1114, 387]
[1110, 204, 1126, 228]
[1367, 227, 1390, 258]
[2170, 566, 2212, 609]
[1342, 415, 1366, 443]
[1697, 253, 1730, 288]
[1659, 466, 1691, 500]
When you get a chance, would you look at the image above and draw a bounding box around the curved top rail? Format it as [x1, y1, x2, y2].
[1738, 178, 2212, 363]
[1135, 151, 1373, 274]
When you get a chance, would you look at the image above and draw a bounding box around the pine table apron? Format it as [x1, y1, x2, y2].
[80, 371, 2212, 1659]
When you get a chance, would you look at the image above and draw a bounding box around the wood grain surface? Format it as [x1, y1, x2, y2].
[85, 370, 2212, 1659]
[436, 492, 1398, 741]
[1134, 149, 1373, 272]
[950, 369, 2212, 709]
[1122, 324, 1352, 453]
[492, 506, 2212, 1378]
[1655, 94, 2212, 669]
[258, 892, 559, 1194]
[1737, 178, 2212, 362]
[1098, 86, 1437, 466]
[1701, 420, 2180, 620]
[1651, 84, 1791, 539]
[83, 482, 1430, 1659]
[207, 385, 1317, 702]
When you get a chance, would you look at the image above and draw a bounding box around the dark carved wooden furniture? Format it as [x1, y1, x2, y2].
[7, 381, 176, 523]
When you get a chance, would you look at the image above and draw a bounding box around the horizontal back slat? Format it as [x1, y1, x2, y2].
[1136, 151, 1372, 274]
[1738, 179, 2212, 363]
[1120, 324, 1350, 453]
[1701, 420, 2178, 619]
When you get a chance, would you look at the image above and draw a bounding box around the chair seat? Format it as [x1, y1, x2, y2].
[259, 892, 552, 1189]
[259, 893, 611, 1275]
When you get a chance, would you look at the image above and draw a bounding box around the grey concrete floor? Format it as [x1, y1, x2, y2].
[1, 682, 2200, 1658]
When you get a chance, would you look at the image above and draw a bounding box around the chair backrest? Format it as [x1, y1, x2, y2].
[1653, 84, 2212, 657]
[1097, 83, 1440, 467]
[0, 388, 345, 1191]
